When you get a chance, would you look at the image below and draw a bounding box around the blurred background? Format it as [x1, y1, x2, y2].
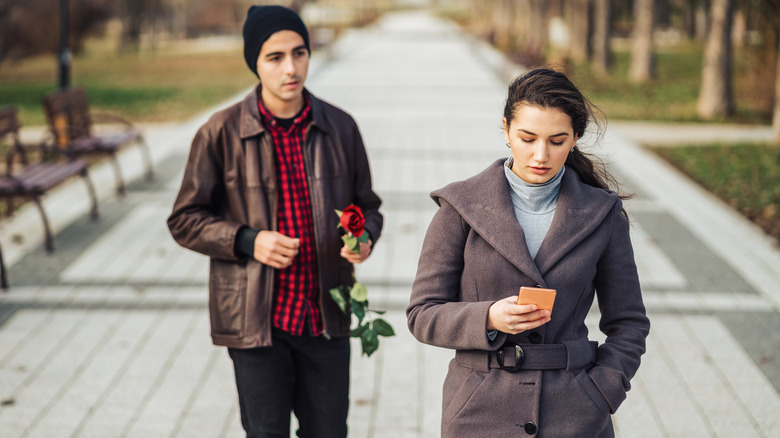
[0, 0, 778, 243]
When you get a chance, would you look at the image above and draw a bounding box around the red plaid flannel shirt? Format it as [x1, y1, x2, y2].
[258, 95, 323, 336]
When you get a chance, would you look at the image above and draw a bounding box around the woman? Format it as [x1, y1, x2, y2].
[406, 68, 650, 437]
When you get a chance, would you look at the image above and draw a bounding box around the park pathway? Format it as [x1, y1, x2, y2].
[1, 9, 780, 438]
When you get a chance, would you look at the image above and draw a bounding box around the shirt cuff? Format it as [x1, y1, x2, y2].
[234, 226, 260, 259]
[487, 329, 498, 342]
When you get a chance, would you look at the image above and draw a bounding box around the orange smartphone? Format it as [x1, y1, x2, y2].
[517, 286, 557, 312]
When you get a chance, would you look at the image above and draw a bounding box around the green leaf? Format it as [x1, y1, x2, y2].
[350, 323, 368, 338]
[356, 232, 370, 244]
[335, 209, 343, 217]
[351, 298, 366, 324]
[342, 235, 359, 253]
[368, 309, 386, 315]
[350, 282, 368, 302]
[360, 327, 379, 357]
[329, 287, 348, 314]
[373, 318, 396, 337]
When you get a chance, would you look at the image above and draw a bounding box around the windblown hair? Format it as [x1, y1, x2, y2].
[503, 68, 631, 205]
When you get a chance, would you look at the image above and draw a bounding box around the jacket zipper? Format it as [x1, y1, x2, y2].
[261, 133, 278, 344]
[303, 122, 331, 339]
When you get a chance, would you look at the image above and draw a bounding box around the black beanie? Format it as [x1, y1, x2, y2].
[242, 5, 311, 77]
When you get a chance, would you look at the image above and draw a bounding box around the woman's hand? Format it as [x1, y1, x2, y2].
[340, 240, 372, 264]
[487, 296, 551, 334]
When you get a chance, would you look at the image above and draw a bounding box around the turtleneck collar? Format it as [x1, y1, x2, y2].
[504, 157, 565, 214]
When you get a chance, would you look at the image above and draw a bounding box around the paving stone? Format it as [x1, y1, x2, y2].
[632, 210, 755, 294]
[718, 311, 780, 393]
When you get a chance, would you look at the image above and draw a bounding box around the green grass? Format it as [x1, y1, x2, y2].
[0, 43, 256, 126]
[568, 44, 771, 124]
[654, 143, 780, 241]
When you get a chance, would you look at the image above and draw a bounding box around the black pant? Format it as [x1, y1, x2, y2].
[228, 329, 351, 438]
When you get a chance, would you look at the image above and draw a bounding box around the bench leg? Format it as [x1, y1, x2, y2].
[31, 195, 55, 253]
[80, 168, 99, 221]
[109, 154, 126, 196]
[138, 136, 154, 181]
[0, 242, 7, 289]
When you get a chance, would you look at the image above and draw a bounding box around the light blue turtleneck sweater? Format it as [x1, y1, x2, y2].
[503, 158, 565, 259]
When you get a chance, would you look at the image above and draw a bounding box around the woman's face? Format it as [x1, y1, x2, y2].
[504, 104, 577, 184]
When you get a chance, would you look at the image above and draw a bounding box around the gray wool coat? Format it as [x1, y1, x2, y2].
[407, 160, 650, 438]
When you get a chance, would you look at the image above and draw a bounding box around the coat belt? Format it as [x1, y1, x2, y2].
[455, 339, 598, 372]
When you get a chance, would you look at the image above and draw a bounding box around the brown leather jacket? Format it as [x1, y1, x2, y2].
[168, 86, 383, 348]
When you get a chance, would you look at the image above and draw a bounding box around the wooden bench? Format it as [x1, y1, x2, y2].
[0, 240, 7, 289]
[42, 86, 153, 196]
[0, 106, 99, 287]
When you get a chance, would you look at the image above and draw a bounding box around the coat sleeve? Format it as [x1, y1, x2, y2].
[406, 199, 502, 351]
[167, 123, 244, 262]
[589, 201, 651, 414]
[346, 119, 383, 245]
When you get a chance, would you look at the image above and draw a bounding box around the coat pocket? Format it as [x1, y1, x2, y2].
[573, 368, 611, 417]
[442, 364, 486, 425]
[209, 276, 246, 337]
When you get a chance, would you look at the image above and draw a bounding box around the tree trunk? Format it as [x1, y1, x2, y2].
[121, 0, 153, 51]
[471, 0, 493, 37]
[527, 0, 549, 61]
[0, 0, 16, 69]
[731, 10, 746, 48]
[773, 42, 780, 143]
[513, 0, 548, 64]
[547, 0, 569, 64]
[629, 0, 655, 83]
[566, 0, 591, 62]
[170, 0, 187, 38]
[695, 2, 708, 43]
[591, 0, 611, 75]
[287, 0, 307, 13]
[697, 0, 734, 119]
[680, 0, 696, 39]
[492, 0, 515, 51]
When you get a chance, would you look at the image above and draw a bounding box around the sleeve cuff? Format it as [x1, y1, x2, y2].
[234, 226, 260, 259]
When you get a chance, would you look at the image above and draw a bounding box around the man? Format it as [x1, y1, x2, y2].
[167, 5, 383, 437]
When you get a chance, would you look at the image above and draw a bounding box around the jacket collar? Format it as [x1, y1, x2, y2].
[239, 84, 331, 139]
[431, 159, 618, 285]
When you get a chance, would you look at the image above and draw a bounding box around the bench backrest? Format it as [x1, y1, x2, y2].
[42, 87, 93, 149]
[0, 106, 20, 140]
[0, 106, 29, 168]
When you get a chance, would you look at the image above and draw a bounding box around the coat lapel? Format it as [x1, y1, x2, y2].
[432, 161, 619, 285]
[433, 160, 545, 285]
[239, 85, 265, 140]
[534, 169, 617, 276]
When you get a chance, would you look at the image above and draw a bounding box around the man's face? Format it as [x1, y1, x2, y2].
[256, 30, 309, 113]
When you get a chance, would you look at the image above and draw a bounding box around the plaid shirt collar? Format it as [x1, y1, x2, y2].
[257, 90, 312, 132]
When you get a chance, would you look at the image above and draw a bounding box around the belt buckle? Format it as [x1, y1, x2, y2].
[496, 344, 525, 372]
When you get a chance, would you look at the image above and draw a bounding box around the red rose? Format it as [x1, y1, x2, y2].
[340, 205, 365, 237]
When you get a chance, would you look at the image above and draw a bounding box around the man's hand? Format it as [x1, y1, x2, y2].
[487, 296, 551, 334]
[340, 240, 372, 264]
[254, 231, 300, 269]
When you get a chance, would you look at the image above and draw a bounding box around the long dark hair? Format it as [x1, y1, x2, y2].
[503, 68, 630, 204]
